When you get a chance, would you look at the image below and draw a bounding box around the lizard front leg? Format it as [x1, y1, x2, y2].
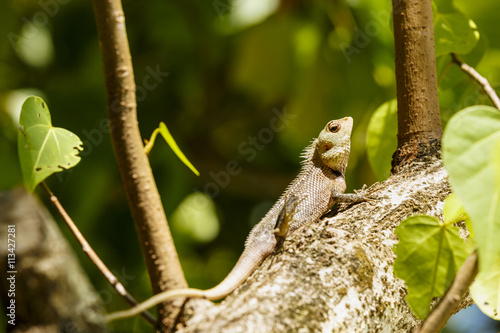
[331, 190, 369, 203]
[330, 177, 371, 204]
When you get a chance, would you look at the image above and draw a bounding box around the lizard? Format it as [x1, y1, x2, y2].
[106, 117, 369, 322]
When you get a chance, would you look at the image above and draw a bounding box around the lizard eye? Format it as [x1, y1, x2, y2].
[327, 121, 341, 133]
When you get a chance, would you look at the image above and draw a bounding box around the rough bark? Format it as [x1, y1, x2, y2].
[173, 160, 471, 332]
[91, 0, 188, 330]
[0, 188, 106, 333]
[391, 0, 443, 172]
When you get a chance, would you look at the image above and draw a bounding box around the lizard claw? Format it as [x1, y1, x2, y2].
[354, 184, 378, 203]
[354, 184, 367, 195]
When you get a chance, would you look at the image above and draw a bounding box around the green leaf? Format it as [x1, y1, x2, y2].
[469, 135, 500, 320]
[366, 99, 398, 181]
[443, 193, 474, 242]
[442, 106, 500, 319]
[144, 122, 200, 176]
[443, 193, 475, 251]
[393, 215, 468, 319]
[433, 0, 480, 57]
[443, 193, 466, 224]
[17, 96, 83, 192]
[470, 267, 500, 320]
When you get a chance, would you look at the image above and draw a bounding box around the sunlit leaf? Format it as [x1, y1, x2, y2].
[443, 193, 475, 251]
[144, 122, 199, 176]
[366, 99, 398, 181]
[471, 265, 500, 320]
[469, 137, 500, 320]
[393, 215, 468, 318]
[443, 193, 466, 224]
[17, 96, 83, 192]
[442, 106, 500, 319]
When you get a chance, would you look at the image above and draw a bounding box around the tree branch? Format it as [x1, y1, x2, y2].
[0, 188, 107, 332]
[171, 161, 473, 332]
[90, 0, 188, 329]
[391, 0, 443, 172]
[451, 53, 500, 110]
[41, 183, 157, 326]
[415, 251, 478, 333]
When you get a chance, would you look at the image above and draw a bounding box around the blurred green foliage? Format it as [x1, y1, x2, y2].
[1, 0, 500, 330]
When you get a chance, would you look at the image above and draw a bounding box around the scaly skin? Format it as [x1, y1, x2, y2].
[107, 117, 368, 321]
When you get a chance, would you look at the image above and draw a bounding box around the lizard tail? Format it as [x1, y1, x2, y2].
[106, 288, 206, 322]
[106, 246, 273, 322]
[203, 244, 272, 300]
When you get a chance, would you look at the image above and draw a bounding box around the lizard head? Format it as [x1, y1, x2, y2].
[316, 117, 353, 173]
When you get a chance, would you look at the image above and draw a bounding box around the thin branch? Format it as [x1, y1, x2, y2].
[415, 251, 478, 333]
[451, 53, 500, 110]
[91, 0, 188, 329]
[41, 182, 157, 326]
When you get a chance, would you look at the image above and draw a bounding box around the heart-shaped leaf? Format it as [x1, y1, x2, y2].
[17, 96, 83, 192]
[393, 215, 468, 318]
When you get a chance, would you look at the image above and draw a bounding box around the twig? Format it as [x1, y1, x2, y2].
[415, 251, 478, 333]
[41, 182, 157, 326]
[451, 53, 500, 110]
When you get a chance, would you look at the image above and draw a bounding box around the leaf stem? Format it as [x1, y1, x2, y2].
[40, 182, 157, 326]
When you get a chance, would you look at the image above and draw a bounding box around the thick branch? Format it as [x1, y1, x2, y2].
[392, 0, 443, 172]
[173, 160, 472, 332]
[0, 188, 106, 332]
[91, 0, 187, 329]
[416, 251, 478, 333]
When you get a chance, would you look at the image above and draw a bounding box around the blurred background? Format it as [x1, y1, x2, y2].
[1, 0, 499, 332]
